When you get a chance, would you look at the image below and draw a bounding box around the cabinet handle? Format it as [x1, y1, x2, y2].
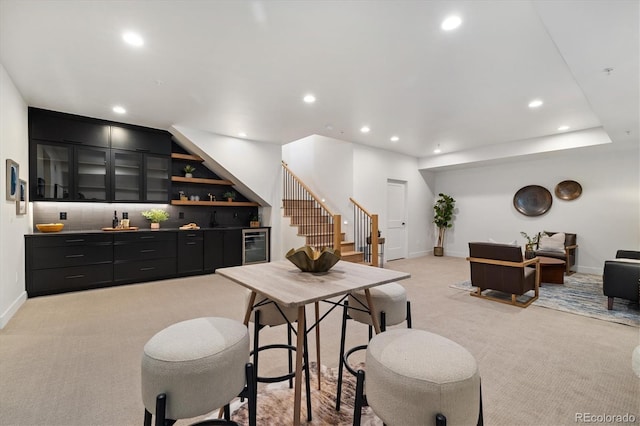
[65, 274, 86, 279]
[140, 267, 156, 271]
[65, 254, 85, 258]
[187, 233, 197, 237]
[140, 236, 155, 239]
[65, 239, 85, 243]
[140, 249, 156, 253]
[135, 148, 151, 153]
[186, 242, 197, 245]
[62, 139, 84, 145]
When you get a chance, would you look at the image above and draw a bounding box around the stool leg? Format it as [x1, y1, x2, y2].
[336, 300, 349, 411]
[144, 409, 152, 426]
[287, 323, 293, 388]
[302, 314, 313, 421]
[352, 369, 365, 426]
[252, 310, 261, 382]
[477, 380, 484, 426]
[406, 301, 412, 328]
[154, 394, 167, 426]
[245, 363, 257, 426]
[436, 413, 447, 426]
[380, 311, 387, 332]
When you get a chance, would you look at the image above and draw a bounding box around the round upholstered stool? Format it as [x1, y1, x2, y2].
[363, 329, 482, 426]
[141, 317, 256, 426]
[245, 292, 312, 421]
[336, 282, 411, 411]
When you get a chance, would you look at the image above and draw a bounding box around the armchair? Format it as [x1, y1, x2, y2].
[467, 242, 540, 308]
[534, 231, 578, 274]
[603, 250, 640, 310]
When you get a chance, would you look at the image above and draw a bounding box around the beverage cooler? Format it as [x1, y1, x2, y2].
[242, 228, 269, 265]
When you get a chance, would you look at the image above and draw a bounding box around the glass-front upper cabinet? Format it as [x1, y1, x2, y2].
[33, 142, 71, 200]
[76, 147, 109, 201]
[146, 155, 170, 202]
[112, 150, 142, 201]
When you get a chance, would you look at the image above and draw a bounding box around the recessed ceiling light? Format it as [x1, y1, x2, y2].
[557, 125, 570, 131]
[441, 16, 462, 31]
[434, 144, 442, 154]
[238, 132, 247, 138]
[122, 32, 144, 47]
[112, 106, 126, 114]
[303, 94, 316, 103]
[528, 99, 543, 108]
[360, 126, 370, 133]
[390, 136, 399, 142]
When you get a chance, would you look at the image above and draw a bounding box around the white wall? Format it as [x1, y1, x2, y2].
[431, 142, 640, 274]
[283, 135, 433, 259]
[0, 63, 29, 328]
[170, 125, 286, 259]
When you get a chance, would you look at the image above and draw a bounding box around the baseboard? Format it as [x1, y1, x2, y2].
[0, 291, 27, 329]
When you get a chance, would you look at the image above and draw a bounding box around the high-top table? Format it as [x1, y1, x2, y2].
[216, 259, 410, 425]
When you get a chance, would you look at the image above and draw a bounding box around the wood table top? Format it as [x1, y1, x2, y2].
[215, 260, 411, 307]
[536, 256, 566, 265]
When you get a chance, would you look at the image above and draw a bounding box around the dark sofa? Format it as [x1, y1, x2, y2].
[603, 250, 640, 310]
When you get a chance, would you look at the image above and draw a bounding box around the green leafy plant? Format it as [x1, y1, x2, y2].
[141, 209, 170, 223]
[183, 165, 196, 174]
[223, 191, 236, 201]
[433, 193, 456, 248]
[520, 231, 540, 251]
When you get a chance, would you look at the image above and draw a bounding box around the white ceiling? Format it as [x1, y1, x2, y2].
[0, 0, 637, 162]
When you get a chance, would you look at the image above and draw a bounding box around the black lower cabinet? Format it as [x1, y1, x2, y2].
[25, 227, 259, 297]
[204, 229, 242, 272]
[113, 231, 176, 284]
[25, 233, 113, 297]
[178, 231, 204, 274]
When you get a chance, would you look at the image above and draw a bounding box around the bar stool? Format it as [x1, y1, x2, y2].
[141, 316, 257, 426]
[357, 328, 483, 426]
[335, 282, 411, 411]
[246, 292, 313, 421]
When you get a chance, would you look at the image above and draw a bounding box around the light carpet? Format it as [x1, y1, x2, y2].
[228, 362, 381, 425]
[450, 273, 639, 327]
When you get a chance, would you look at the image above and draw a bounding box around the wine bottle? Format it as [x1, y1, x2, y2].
[112, 210, 118, 228]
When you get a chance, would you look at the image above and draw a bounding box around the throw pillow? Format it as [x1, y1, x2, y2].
[488, 238, 518, 246]
[538, 232, 565, 252]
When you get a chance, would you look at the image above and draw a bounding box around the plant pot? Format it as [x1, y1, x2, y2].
[250, 221, 260, 228]
[434, 246, 444, 256]
[185, 173, 193, 178]
[227, 198, 233, 202]
[150, 222, 160, 229]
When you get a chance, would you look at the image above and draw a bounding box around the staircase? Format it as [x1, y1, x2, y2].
[282, 199, 364, 263]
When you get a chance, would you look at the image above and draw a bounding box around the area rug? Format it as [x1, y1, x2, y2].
[450, 273, 639, 327]
[227, 362, 382, 425]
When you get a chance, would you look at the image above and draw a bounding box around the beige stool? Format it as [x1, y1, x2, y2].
[359, 328, 482, 426]
[141, 317, 256, 426]
[336, 282, 411, 411]
[246, 292, 312, 421]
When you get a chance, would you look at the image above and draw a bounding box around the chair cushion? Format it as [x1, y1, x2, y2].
[348, 282, 407, 327]
[141, 317, 249, 420]
[538, 232, 565, 252]
[245, 291, 298, 326]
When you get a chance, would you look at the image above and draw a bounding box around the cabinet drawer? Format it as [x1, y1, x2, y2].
[114, 258, 176, 282]
[178, 231, 203, 241]
[114, 231, 176, 243]
[29, 233, 113, 248]
[114, 240, 176, 261]
[31, 244, 113, 270]
[29, 264, 113, 296]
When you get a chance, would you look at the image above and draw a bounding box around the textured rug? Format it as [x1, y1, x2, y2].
[227, 362, 381, 425]
[450, 273, 639, 327]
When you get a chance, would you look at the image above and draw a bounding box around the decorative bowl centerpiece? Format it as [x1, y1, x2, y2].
[35, 223, 64, 233]
[286, 246, 341, 273]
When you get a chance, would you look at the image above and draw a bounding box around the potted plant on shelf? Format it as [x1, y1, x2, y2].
[141, 209, 170, 229]
[433, 193, 456, 256]
[520, 231, 540, 259]
[183, 165, 196, 178]
[250, 214, 260, 228]
[223, 191, 236, 202]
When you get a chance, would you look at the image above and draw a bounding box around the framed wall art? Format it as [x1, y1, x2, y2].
[16, 179, 27, 215]
[6, 159, 19, 201]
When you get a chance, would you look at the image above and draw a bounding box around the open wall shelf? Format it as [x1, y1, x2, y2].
[171, 200, 259, 207]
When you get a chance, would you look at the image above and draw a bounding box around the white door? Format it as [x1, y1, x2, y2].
[386, 180, 407, 261]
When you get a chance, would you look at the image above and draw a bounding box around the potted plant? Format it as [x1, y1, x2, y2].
[250, 214, 260, 228]
[520, 231, 540, 259]
[183, 165, 196, 178]
[141, 209, 170, 229]
[433, 193, 456, 256]
[223, 191, 236, 202]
